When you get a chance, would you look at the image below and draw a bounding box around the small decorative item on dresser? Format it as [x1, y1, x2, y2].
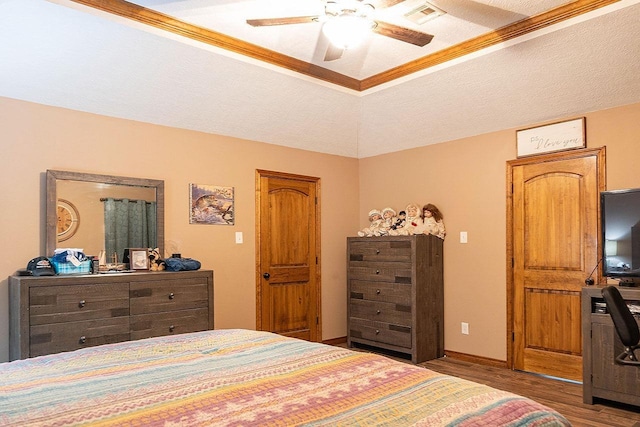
[148, 248, 165, 271]
[129, 248, 150, 270]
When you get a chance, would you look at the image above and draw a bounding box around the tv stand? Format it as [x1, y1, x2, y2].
[582, 286, 640, 407]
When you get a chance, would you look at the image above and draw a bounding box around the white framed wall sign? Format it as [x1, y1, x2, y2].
[516, 117, 586, 158]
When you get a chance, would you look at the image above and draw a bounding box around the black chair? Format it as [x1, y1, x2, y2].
[601, 286, 640, 366]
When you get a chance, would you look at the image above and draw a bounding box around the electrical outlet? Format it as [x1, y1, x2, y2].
[235, 231, 243, 244]
[461, 322, 469, 335]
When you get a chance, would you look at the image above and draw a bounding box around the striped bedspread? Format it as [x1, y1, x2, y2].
[0, 329, 570, 426]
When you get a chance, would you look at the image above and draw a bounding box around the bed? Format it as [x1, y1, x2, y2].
[0, 329, 570, 426]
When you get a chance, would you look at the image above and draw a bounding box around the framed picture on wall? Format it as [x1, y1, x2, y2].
[516, 117, 586, 158]
[189, 183, 235, 225]
[129, 248, 149, 270]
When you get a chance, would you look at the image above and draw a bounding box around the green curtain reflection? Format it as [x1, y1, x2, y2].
[104, 198, 157, 263]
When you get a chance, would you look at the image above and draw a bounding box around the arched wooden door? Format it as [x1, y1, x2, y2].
[507, 147, 605, 381]
[255, 170, 321, 341]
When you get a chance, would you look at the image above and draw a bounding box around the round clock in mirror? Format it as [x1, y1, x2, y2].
[57, 198, 80, 241]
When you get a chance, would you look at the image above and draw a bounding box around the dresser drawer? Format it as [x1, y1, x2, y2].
[130, 308, 210, 340]
[350, 280, 412, 304]
[30, 317, 130, 357]
[349, 240, 412, 263]
[350, 298, 411, 325]
[130, 278, 209, 314]
[29, 283, 129, 326]
[348, 265, 412, 283]
[349, 318, 412, 349]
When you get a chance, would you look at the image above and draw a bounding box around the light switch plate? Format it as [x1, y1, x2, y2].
[235, 231, 243, 244]
[460, 231, 468, 243]
[461, 322, 469, 335]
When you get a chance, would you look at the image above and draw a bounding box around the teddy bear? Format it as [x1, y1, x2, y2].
[148, 247, 166, 271]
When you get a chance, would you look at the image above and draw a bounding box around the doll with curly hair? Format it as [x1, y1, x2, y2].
[419, 203, 446, 239]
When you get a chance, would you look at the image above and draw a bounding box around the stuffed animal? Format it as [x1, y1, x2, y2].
[148, 247, 166, 271]
[357, 209, 386, 237]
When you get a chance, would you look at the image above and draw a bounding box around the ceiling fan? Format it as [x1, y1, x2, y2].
[246, 0, 438, 61]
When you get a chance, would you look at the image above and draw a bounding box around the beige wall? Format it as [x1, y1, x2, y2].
[359, 101, 640, 361]
[0, 97, 360, 362]
[1, 96, 639, 364]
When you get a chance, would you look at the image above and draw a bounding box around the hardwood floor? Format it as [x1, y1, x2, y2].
[421, 357, 640, 427]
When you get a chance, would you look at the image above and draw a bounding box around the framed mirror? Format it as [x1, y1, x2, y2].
[46, 170, 164, 259]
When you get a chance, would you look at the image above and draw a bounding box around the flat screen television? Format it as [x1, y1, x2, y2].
[601, 187, 640, 286]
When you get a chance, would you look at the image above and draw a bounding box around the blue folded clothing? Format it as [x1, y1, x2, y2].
[164, 257, 201, 271]
[51, 249, 88, 265]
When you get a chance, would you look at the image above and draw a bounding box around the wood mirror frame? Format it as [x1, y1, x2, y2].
[46, 170, 165, 257]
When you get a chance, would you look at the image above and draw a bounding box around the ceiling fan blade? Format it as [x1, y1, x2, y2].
[370, 0, 406, 9]
[373, 21, 433, 46]
[246, 16, 319, 27]
[324, 43, 344, 61]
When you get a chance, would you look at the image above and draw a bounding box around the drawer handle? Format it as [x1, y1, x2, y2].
[376, 310, 381, 315]
[169, 293, 175, 300]
[79, 336, 86, 344]
[78, 300, 86, 308]
[375, 270, 380, 274]
[169, 325, 175, 332]
[375, 329, 380, 335]
[376, 289, 381, 295]
[376, 249, 380, 254]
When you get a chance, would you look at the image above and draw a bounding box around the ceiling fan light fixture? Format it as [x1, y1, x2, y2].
[322, 16, 374, 49]
[322, 4, 375, 49]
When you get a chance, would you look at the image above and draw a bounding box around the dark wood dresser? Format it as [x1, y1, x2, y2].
[9, 270, 214, 360]
[582, 286, 640, 407]
[347, 234, 443, 363]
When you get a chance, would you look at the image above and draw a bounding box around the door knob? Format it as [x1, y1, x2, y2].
[263, 272, 270, 279]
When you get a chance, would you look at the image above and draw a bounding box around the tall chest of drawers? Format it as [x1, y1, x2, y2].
[347, 235, 443, 363]
[9, 270, 213, 360]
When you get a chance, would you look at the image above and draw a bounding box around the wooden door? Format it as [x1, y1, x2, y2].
[255, 170, 321, 341]
[507, 148, 605, 381]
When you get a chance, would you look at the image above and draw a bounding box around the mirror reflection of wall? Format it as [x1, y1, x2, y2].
[56, 180, 157, 257]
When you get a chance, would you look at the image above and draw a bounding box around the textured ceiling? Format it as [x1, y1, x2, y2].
[0, 0, 639, 158]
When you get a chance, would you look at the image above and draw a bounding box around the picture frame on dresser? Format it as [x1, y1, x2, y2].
[129, 248, 149, 270]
